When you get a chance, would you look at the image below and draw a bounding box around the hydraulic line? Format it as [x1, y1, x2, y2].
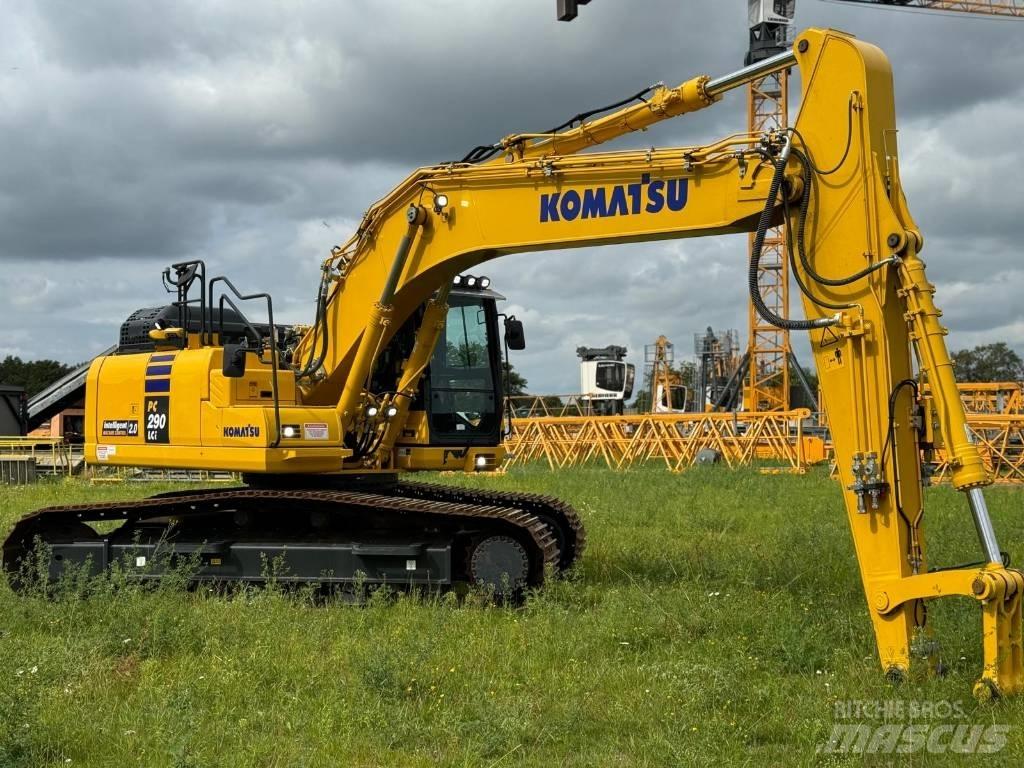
[294, 269, 337, 381]
[749, 137, 838, 331]
[460, 84, 659, 164]
[540, 84, 658, 135]
[752, 131, 901, 330]
[294, 276, 328, 379]
[788, 99, 853, 177]
[791, 146, 898, 287]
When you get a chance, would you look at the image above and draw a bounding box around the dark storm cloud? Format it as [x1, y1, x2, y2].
[19, 1, 1019, 167]
[0, 0, 1021, 393]
[19, 1, 739, 165]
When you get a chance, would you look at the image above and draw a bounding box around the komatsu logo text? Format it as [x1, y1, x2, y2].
[223, 425, 260, 438]
[539, 175, 687, 223]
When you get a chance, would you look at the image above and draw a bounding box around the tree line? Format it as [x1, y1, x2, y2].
[0, 356, 78, 397]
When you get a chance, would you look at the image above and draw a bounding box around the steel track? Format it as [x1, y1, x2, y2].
[2, 486, 563, 591]
[392, 480, 586, 572]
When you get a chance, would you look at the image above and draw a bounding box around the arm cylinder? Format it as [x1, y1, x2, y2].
[374, 284, 453, 460]
[504, 49, 797, 162]
[704, 49, 797, 97]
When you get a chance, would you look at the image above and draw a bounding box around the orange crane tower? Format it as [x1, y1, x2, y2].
[744, 2, 797, 411]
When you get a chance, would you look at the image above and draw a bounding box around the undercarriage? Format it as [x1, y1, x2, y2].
[2, 479, 585, 597]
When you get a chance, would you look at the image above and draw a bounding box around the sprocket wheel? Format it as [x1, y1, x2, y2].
[467, 535, 530, 594]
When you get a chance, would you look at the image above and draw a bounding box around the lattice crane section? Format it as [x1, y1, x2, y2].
[832, 1, 1022, 17]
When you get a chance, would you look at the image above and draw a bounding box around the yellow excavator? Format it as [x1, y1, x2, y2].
[5, 28, 1023, 698]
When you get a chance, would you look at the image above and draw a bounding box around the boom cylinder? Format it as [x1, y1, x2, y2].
[336, 205, 427, 431]
[374, 284, 453, 460]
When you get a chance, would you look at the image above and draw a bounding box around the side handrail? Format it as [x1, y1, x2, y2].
[207, 276, 282, 449]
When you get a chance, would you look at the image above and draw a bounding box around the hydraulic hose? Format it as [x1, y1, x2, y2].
[791, 146, 897, 287]
[311, 278, 335, 372]
[297, 280, 326, 376]
[749, 137, 838, 331]
[295, 269, 336, 381]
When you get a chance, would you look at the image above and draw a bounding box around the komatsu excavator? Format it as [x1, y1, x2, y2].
[5, 28, 1023, 698]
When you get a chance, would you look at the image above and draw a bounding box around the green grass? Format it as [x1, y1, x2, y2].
[3, 467, 1024, 766]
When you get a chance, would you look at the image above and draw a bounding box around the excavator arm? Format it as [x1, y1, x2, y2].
[290, 28, 1022, 696]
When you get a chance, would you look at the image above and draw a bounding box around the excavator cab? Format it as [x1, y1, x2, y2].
[424, 285, 504, 445]
[374, 276, 512, 470]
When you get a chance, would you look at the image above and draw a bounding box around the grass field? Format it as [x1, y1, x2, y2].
[3, 466, 1024, 766]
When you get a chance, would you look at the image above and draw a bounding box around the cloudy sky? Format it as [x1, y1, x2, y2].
[1, 1, 1020, 394]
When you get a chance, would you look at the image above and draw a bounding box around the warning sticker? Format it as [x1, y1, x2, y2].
[96, 445, 117, 461]
[101, 419, 139, 438]
[303, 422, 329, 441]
[822, 348, 845, 372]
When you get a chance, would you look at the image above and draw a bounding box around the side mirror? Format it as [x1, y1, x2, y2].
[222, 343, 248, 378]
[504, 316, 526, 351]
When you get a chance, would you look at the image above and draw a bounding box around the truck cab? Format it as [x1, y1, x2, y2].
[577, 345, 635, 416]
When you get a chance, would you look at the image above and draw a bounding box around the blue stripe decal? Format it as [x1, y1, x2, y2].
[150, 354, 177, 362]
[146, 365, 173, 376]
[145, 378, 171, 393]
